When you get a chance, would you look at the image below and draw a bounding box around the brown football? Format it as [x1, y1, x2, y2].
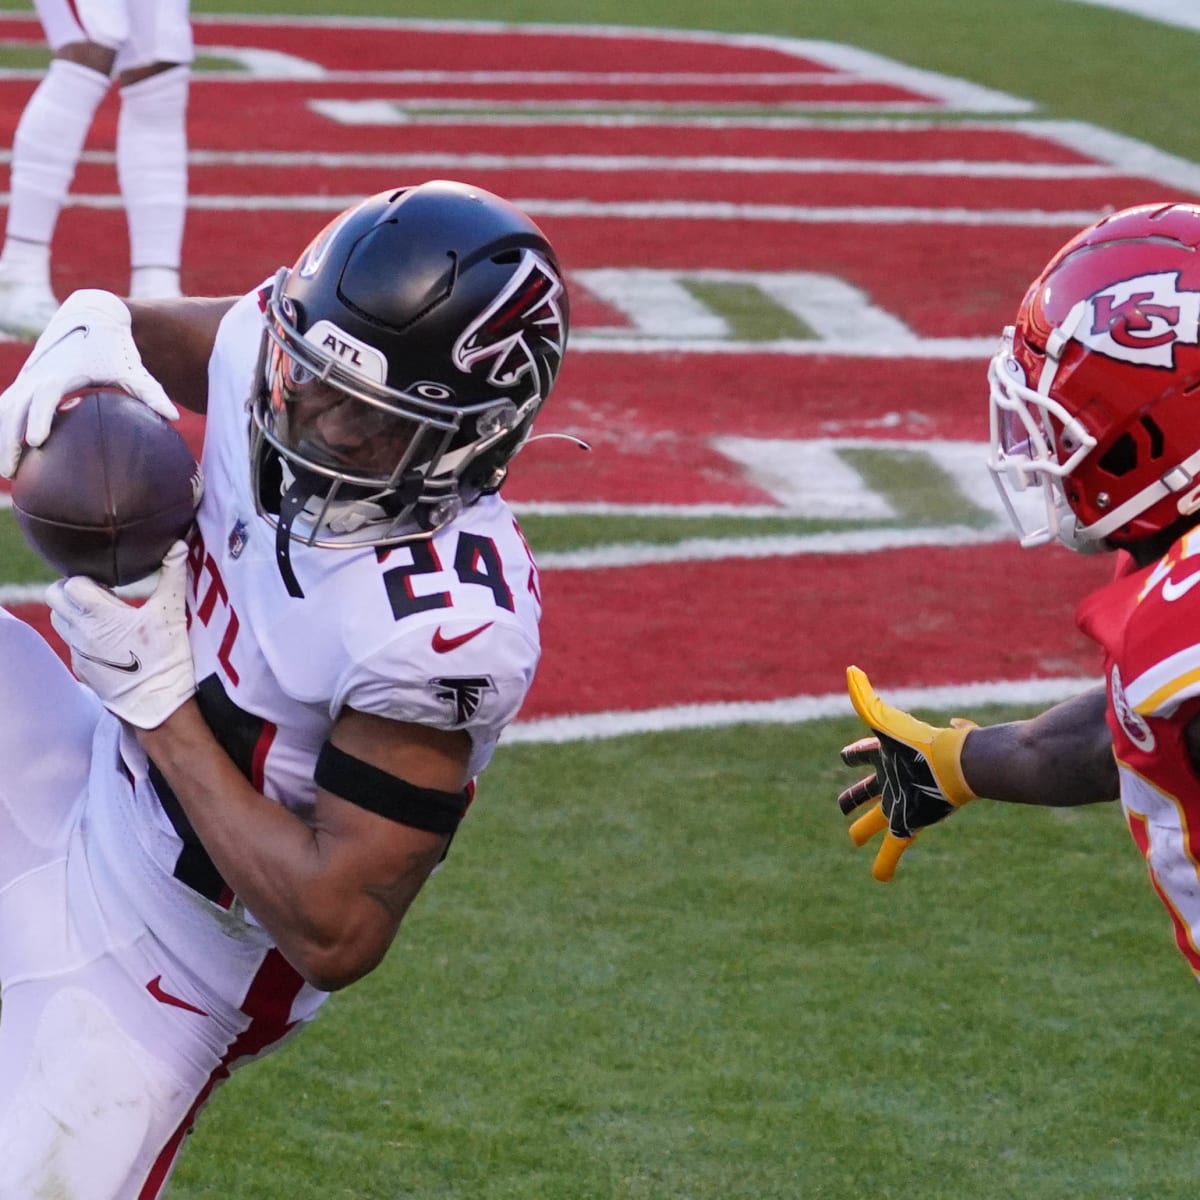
[11, 387, 201, 586]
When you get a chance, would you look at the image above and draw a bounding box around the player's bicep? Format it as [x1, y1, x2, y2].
[128, 296, 238, 414]
[313, 709, 472, 924]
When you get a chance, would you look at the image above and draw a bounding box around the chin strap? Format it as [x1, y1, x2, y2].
[275, 473, 318, 599]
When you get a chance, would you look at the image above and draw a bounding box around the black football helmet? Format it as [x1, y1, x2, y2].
[249, 180, 569, 563]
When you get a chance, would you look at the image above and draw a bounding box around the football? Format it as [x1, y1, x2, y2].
[11, 387, 202, 586]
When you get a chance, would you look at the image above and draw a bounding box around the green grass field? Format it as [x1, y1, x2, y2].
[7, 0, 1200, 1195]
[178, 719, 1200, 1198]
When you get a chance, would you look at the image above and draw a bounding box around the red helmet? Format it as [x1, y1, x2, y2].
[988, 202, 1200, 552]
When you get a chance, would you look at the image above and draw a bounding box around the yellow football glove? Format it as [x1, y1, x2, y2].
[837, 666, 977, 882]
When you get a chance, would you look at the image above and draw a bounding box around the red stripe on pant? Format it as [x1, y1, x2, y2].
[136, 949, 306, 1198]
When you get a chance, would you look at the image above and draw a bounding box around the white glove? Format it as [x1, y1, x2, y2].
[46, 541, 196, 729]
[0, 288, 178, 478]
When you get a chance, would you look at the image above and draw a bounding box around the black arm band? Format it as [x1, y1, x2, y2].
[314, 741, 469, 835]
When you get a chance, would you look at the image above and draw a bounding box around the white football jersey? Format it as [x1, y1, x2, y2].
[82, 288, 542, 1021]
[188, 288, 542, 810]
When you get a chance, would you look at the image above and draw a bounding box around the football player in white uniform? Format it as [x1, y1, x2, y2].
[836, 202, 1200, 983]
[0, 180, 568, 1197]
[0, 0, 193, 336]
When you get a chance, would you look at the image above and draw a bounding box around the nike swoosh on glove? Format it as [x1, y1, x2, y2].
[836, 666, 977, 882]
[0, 289, 178, 478]
[46, 541, 196, 729]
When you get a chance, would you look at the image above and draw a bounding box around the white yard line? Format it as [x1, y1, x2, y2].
[533, 524, 1008, 570]
[38, 149, 1123, 180]
[1061, 0, 1200, 32]
[566, 335, 999, 358]
[0, 524, 1011, 601]
[505, 675, 1100, 743]
[18, 193, 1104, 227]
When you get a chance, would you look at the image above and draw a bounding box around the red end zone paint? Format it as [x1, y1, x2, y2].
[525, 542, 1112, 718]
[13, 540, 1112, 719]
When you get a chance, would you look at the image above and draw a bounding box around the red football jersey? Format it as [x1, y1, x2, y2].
[1077, 529, 1200, 973]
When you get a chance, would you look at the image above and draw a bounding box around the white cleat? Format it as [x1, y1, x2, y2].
[0, 276, 60, 339]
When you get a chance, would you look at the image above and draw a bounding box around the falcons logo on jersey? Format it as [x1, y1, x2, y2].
[431, 675, 495, 724]
[452, 251, 566, 390]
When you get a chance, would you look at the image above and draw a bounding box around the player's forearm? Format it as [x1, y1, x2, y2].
[137, 699, 399, 988]
[959, 687, 1118, 807]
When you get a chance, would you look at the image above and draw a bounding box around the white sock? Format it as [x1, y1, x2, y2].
[1, 58, 110, 285]
[118, 65, 190, 298]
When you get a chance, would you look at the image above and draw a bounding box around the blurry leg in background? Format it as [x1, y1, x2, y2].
[0, 56, 111, 337]
[117, 63, 190, 300]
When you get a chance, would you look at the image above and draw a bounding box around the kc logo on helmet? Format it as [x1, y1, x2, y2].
[1080, 271, 1200, 368]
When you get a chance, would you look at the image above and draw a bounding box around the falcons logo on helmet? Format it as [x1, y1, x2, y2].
[452, 251, 566, 391]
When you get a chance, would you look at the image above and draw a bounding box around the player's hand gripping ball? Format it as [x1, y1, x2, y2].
[11, 387, 202, 586]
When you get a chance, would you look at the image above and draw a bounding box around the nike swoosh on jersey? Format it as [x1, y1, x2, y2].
[76, 649, 141, 673]
[432, 622, 494, 653]
[146, 974, 209, 1018]
[1161, 570, 1200, 602]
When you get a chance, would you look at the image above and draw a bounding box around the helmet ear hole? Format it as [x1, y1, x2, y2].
[1098, 434, 1138, 478]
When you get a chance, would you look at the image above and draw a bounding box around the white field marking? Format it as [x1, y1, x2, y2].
[0, 68, 1010, 94]
[196, 69, 928, 86]
[0, 526, 1013, 605]
[576, 269, 729, 338]
[709, 438, 895, 519]
[708, 437, 1019, 522]
[508, 199, 1105, 226]
[568, 336, 999, 358]
[577, 268, 913, 342]
[512, 501, 827, 517]
[1061, 0, 1200, 32]
[301, 111, 1045, 130]
[3, 145, 1123, 183]
[144, 150, 1126, 180]
[505, 675, 1101, 743]
[3, 144, 1122, 182]
[1012, 119, 1200, 196]
[534, 524, 1010, 571]
[513, 439, 1029, 526]
[198, 46, 327, 78]
[25, 193, 1103, 228]
[313, 98, 994, 117]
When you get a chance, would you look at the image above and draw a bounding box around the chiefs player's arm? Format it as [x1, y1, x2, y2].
[959, 686, 1118, 807]
[137, 705, 467, 992]
[127, 296, 239, 415]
